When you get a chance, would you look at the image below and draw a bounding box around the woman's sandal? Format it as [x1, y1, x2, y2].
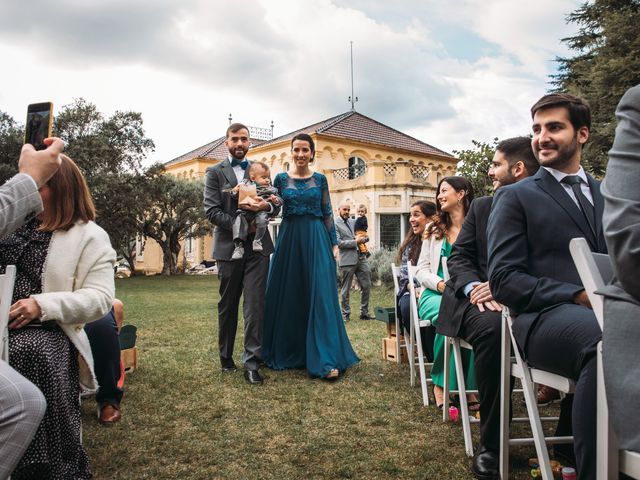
[452, 393, 481, 412]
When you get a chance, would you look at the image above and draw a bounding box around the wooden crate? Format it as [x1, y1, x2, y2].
[386, 322, 397, 338]
[382, 337, 407, 363]
[121, 347, 138, 373]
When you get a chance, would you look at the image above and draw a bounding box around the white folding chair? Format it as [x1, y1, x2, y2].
[407, 264, 433, 406]
[440, 257, 479, 457]
[391, 264, 408, 366]
[499, 308, 575, 480]
[569, 237, 640, 480]
[0, 265, 17, 362]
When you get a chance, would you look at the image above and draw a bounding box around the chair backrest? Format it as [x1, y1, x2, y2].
[407, 264, 419, 297]
[391, 263, 401, 295]
[0, 265, 17, 362]
[407, 264, 430, 326]
[569, 237, 614, 328]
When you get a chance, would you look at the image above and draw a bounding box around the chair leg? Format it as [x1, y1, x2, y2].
[597, 341, 618, 479]
[395, 315, 401, 365]
[520, 360, 554, 480]
[443, 337, 451, 422]
[414, 319, 430, 407]
[500, 312, 511, 480]
[409, 317, 416, 387]
[453, 339, 474, 458]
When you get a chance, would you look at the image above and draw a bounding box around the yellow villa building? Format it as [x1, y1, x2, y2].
[135, 111, 457, 274]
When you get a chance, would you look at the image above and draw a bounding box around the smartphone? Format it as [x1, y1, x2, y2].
[24, 102, 53, 151]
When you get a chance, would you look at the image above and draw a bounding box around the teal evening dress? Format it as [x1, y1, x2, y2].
[262, 172, 359, 378]
[418, 239, 476, 390]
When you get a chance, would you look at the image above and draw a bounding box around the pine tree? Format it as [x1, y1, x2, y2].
[553, 0, 640, 176]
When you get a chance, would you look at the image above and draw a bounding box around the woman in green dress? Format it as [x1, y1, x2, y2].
[415, 176, 476, 408]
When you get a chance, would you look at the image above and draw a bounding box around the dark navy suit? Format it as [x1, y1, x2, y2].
[487, 167, 606, 479]
[438, 196, 504, 452]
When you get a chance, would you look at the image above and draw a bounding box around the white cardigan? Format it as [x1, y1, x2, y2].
[30, 220, 116, 392]
[415, 223, 445, 292]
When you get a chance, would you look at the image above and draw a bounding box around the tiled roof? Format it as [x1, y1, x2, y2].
[261, 111, 453, 158]
[165, 137, 266, 166]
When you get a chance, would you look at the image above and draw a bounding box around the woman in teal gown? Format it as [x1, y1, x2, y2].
[263, 133, 359, 379]
[416, 176, 477, 408]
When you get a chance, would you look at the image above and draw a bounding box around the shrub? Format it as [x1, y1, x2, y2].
[368, 247, 396, 289]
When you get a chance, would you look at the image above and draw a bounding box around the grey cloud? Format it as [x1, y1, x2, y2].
[0, 0, 290, 89]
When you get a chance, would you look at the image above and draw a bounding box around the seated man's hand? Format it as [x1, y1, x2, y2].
[574, 290, 592, 309]
[476, 299, 503, 313]
[240, 197, 269, 212]
[469, 281, 494, 305]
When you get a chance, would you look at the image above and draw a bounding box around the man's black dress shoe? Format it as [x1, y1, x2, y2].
[244, 369, 264, 385]
[471, 446, 499, 480]
[359, 314, 374, 320]
[221, 358, 237, 373]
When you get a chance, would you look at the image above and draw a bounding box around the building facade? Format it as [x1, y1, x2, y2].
[135, 111, 456, 274]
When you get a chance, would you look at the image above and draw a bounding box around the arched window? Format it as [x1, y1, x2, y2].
[348, 156, 366, 179]
[283, 162, 290, 172]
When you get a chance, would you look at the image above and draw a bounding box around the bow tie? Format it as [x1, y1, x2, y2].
[231, 159, 248, 170]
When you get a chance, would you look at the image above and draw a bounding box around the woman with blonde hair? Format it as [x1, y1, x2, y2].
[0, 154, 115, 479]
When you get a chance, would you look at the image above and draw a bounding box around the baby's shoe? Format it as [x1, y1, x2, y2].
[231, 245, 244, 260]
[252, 240, 263, 252]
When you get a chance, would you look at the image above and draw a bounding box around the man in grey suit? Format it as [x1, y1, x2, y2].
[335, 201, 371, 321]
[1, 137, 62, 479]
[600, 84, 640, 452]
[203, 123, 279, 385]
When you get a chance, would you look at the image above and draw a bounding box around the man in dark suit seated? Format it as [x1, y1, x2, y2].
[488, 93, 607, 480]
[438, 136, 539, 480]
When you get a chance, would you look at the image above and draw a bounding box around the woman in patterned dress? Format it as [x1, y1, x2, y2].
[0, 154, 115, 479]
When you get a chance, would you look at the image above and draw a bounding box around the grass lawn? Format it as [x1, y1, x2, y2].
[81, 275, 559, 479]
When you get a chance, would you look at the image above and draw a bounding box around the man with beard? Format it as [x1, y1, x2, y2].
[437, 136, 538, 480]
[487, 94, 606, 480]
[204, 123, 279, 385]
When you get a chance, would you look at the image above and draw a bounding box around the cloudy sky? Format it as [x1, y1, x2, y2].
[0, 0, 580, 164]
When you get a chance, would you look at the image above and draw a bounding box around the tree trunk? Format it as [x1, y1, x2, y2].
[161, 244, 177, 276]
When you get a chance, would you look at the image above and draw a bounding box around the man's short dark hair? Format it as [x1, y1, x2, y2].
[226, 122, 249, 138]
[496, 136, 540, 177]
[530, 93, 591, 131]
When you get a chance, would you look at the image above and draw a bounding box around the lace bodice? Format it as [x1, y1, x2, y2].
[274, 172, 338, 245]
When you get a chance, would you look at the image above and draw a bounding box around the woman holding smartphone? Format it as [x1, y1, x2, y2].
[1, 154, 115, 479]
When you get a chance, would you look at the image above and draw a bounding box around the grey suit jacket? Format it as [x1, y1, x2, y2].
[600, 83, 640, 451]
[0, 173, 42, 239]
[203, 160, 279, 260]
[335, 217, 359, 267]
